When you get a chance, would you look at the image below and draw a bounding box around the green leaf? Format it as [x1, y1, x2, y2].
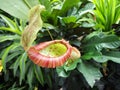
[21, 5, 45, 51]
[60, 0, 79, 15]
[0, 27, 21, 35]
[0, 15, 22, 35]
[34, 65, 44, 86]
[39, 0, 51, 11]
[91, 0, 117, 31]
[19, 52, 27, 85]
[7, 51, 22, 62]
[82, 32, 120, 62]
[0, 35, 20, 42]
[83, 33, 120, 52]
[64, 58, 81, 71]
[114, 4, 120, 22]
[1, 44, 14, 73]
[23, 0, 40, 8]
[14, 19, 23, 33]
[94, 51, 120, 63]
[27, 64, 34, 88]
[62, 16, 77, 24]
[51, 0, 79, 25]
[0, 0, 29, 20]
[77, 61, 102, 87]
[70, 40, 81, 47]
[9, 44, 22, 52]
[78, 3, 94, 17]
[13, 56, 21, 76]
[46, 75, 52, 88]
[56, 66, 70, 77]
[82, 22, 95, 28]
[82, 51, 102, 60]
[0, 14, 16, 29]
[80, 3, 95, 11]
[43, 23, 57, 30]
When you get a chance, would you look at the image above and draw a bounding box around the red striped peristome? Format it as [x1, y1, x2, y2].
[27, 39, 73, 68]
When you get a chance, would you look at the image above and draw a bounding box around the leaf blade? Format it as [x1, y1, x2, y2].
[0, 0, 29, 20]
[77, 61, 102, 87]
[34, 65, 44, 86]
[19, 52, 27, 85]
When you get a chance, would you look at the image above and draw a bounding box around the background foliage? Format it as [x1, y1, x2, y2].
[0, 0, 120, 90]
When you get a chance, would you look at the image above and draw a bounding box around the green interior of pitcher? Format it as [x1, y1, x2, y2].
[39, 43, 67, 57]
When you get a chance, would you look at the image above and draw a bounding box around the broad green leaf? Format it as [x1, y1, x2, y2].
[77, 61, 102, 87]
[34, 65, 44, 86]
[39, 0, 51, 11]
[19, 52, 27, 85]
[60, 0, 79, 15]
[43, 23, 57, 30]
[82, 22, 95, 28]
[64, 58, 81, 71]
[0, 0, 29, 20]
[94, 51, 120, 63]
[78, 3, 94, 17]
[37, 0, 52, 22]
[62, 16, 77, 24]
[81, 51, 102, 60]
[79, 3, 95, 12]
[83, 33, 120, 52]
[0, 35, 20, 42]
[51, 0, 79, 25]
[21, 5, 45, 51]
[23, 0, 40, 8]
[83, 33, 120, 62]
[56, 66, 70, 77]
[70, 40, 81, 47]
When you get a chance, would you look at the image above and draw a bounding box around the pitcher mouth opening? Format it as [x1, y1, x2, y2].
[39, 43, 68, 57]
[27, 39, 72, 68]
